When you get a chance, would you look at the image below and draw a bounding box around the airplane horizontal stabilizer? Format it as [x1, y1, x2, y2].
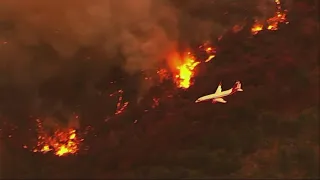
[212, 98, 227, 103]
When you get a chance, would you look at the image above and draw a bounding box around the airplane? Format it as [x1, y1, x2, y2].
[195, 81, 243, 104]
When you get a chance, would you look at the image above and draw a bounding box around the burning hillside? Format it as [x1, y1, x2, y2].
[0, 0, 319, 179]
[2, 0, 289, 157]
[3, 0, 289, 157]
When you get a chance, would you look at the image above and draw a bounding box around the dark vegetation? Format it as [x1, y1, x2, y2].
[0, 0, 319, 179]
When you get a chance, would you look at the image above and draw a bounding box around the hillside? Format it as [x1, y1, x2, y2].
[0, 0, 318, 179]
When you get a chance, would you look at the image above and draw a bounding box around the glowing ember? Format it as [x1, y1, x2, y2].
[232, 24, 244, 33]
[115, 101, 129, 115]
[152, 98, 160, 108]
[202, 45, 216, 62]
[113, 90, 129, 115]
[266, 11, 288, 31]
[32, 119, 81, 156]
[157, 69, 170, 82]
[251, 21, 264, 35]
[205, 55, 216, 62]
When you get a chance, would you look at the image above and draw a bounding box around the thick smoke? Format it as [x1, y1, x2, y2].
[0, 0, 277, 84]
[0, 0, 183, 121]
[0, 0, 277, 125]
[0, 0, 180, 83]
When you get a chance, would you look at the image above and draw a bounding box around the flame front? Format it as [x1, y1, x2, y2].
[33, 119, 80, 156]
[166, 43, 216, 89]
[251, 0, 288, 35]
[175, 53, 200, 89]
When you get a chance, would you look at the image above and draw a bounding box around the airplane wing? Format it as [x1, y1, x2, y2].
[212, 98, 227, 103]
[214, 82, 222, 93]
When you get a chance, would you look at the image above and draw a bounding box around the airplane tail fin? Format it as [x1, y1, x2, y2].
[232, 81, 243, 92]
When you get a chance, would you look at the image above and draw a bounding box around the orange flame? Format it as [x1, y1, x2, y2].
[167, 51, 200, 89]
[176, 56, 200, 89]
[166, 43, 216, 89]
[33, 119, 81, 156]
[251, 0, 288, 35]
[266, 11, 288, 31]
[251, 22, 264, 35]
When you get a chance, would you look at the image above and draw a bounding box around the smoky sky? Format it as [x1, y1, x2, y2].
[0, 0, 280, 119]
[0, 0, 279, 83]
[0, 0, 180, 85]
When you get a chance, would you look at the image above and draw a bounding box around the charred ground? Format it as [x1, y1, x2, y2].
[0, 0, 319, 179]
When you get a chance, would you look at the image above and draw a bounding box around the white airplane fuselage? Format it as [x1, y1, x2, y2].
[195, 81, 243, 103]
[196, 89, 233, 102]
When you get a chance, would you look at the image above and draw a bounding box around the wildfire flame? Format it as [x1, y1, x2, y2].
[251, 22, 264, 35]
[167, 44, 216, 89]
[251, 0, 288, 35]
[2, 0, 292, 157]
[162, 1, 288, 90]
[175, 52, 200, 89]
[32, 119, 81, 156]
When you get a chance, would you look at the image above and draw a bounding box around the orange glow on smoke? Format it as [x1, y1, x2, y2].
[32, 119, 81, 156]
